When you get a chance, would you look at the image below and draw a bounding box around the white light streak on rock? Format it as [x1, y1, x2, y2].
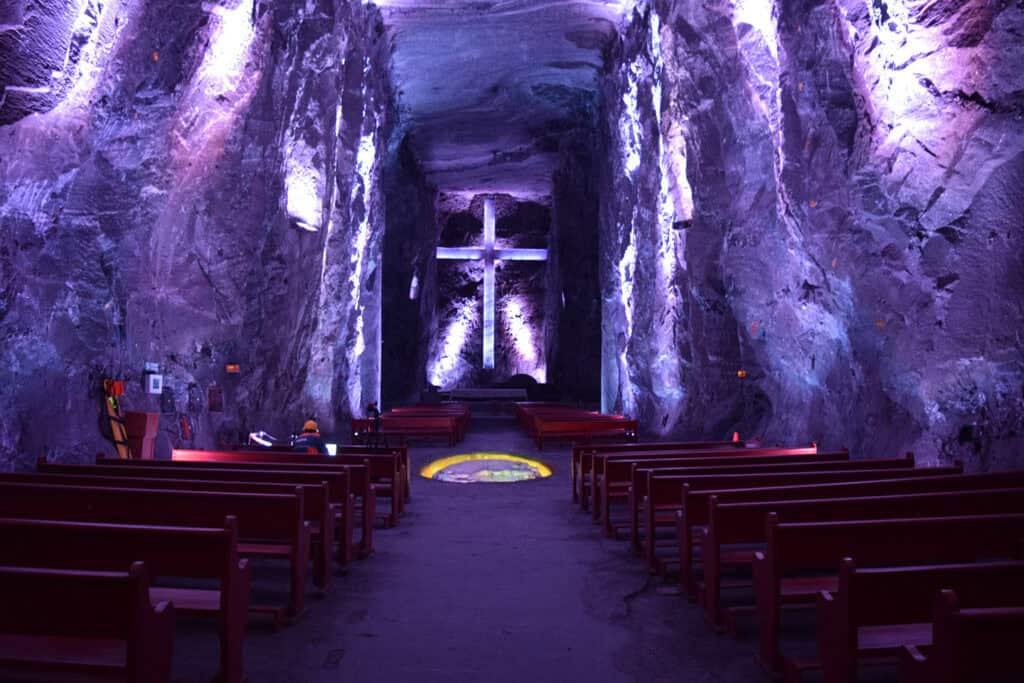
[284, 141, 325, 231]
[429, 299, 476, 387]
[504, 296, 545, 382]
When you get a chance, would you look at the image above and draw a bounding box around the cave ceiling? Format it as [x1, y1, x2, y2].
[378, 0, 627, 198]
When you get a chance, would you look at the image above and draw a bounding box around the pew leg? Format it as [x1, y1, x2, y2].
[360, 491, 377, 558]
[391, 486, 400, 527]
[289, 533, 310, 620]
[571, 456, 577, 503]
[630, 503, 641, 557]
[219, 561, 250, 683]
[314, 512, 335, 591]
[338, 495, 355, 568]
[753, 558, 783, 675]
[600, 486, 611, 536]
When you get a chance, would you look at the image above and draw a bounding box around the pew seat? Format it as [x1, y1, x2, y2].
[0, 562, 174, 683]
[900, 589, 1024, 683]
[0, 516, 250, 683]
[818, 559, 1024, 683]
[703, 487, 1024, 632]
[752, 513, 1024, 676]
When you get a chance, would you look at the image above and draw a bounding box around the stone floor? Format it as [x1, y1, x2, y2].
[172, 421, 771, 683]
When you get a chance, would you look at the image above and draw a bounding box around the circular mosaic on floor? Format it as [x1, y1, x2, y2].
[420, 452, 553, 484]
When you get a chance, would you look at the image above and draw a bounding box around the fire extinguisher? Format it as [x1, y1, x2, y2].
[178, 413, 194, 445]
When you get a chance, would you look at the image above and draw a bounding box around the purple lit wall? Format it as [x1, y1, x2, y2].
[0, 0, 395, 468]
[599, 1, 1024, 467]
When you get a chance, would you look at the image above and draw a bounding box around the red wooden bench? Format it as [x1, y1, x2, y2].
[513, 403, 638, 449]
[703, 487, 1024, 635]
[675, 470, 1024, 599]
[0, 482, 310, 623]
[353, 415, 460, 446]
[638, 462, 950, 569]
[0, 561, 174, 683]
[172, 448, 405, 527]
[228, 443, 412, 503]
[571, 437, 747, 506]
[20, 467, 348, 586]
[387, 404, 471, 441]
[818, 559, 1024, 683]
[899, 589, 1024, 683]
[603, 450, 848, 537]
[0, 516, 250, 683]
[588, 444, 819, 515]
[90, 456, 379, 553]
[752, 513, 1024, 675]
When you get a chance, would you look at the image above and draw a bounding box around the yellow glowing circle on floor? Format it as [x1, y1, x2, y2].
[420, 453, 553, 483]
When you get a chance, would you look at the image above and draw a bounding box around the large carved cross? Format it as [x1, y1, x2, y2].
[436, 198, 547, 369]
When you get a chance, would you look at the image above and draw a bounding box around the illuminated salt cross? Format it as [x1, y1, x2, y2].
[436, 198, 547, 369]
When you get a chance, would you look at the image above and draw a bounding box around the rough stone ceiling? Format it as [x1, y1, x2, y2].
[378, 0, 629, 197]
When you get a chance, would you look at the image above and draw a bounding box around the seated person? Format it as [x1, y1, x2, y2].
[293, 419, 328, 454]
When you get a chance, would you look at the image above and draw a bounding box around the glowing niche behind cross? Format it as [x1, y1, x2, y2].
[436, 198, 548, 370]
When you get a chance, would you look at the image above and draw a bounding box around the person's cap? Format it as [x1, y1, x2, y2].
[303, 419, 319, 432]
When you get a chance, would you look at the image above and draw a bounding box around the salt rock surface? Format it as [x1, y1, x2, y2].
[0, 0, 394, 467]
[599, 0, 1024, 468]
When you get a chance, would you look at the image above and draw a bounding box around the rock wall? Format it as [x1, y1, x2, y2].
[599, 0, 1024, 468]
[550, 127, 603, 406]
[381, 135, 438, 406]
[0, 0, 395, 469]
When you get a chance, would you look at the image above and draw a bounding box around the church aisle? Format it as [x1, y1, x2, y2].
[175, 422, 764, 683]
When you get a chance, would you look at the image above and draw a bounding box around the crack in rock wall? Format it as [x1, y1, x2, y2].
[599, 0, 1024, 467]
[0, 0, 396, 468]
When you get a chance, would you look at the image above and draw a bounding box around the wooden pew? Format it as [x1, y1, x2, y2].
[597, 448, 833, 527]
[675, 470, 1024, 599]
[752, 513, 1024, 675]
[899, 589, 1024, 683]
[531, 418, 638, 450]
[589, 444, 819, 516]
[704, 487, 1024, 634]
[0, 482, 310, 622]
[639, 458, 932, 567]
[571, 437, 746, 506]
[818, 559, 1024, 683]
[388, 404, 471, 441]
[0, 561, 174, 683]
[604, 451, 850, 537]
[0, 516, 249, 683]
[353, 415, 460, 446]
[91, 456, 380, 550]
[18, 467, 348, 586]
[228, 443, 413, 503]
[514, 403, 638, 449]
[42, 460, 365, 562]
[172, 448, 405, 526]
